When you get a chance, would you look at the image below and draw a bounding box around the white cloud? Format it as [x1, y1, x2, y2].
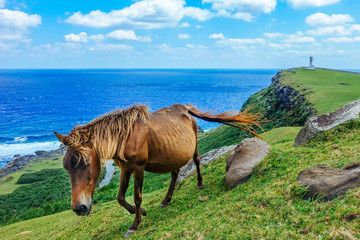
[0, 9, 41, 29]
[325, 37, 360, 43]
[210, 33, 266, 46]
[180, 22, 190, 28]
[107, 29, 151, 42]
[209, 33, 225, 40]
[65, 0, 211, 29]
[307, 25, 351, 36]
[287, 0, 340, 8]
[282, 32, 316, 43]
[178, 34, 191, 39]
[350, 24, 360, 33]
[0, 9, 41, 46]
[89, 34, 106, 42]
[0, 31, 23, 40]
[282, 36, 315, 43]
[88, 43, 134, 51]
[183, 7, 212, 21]
[264, 32, 284, 38]
[220, 38, 266, 45]
[0, 0, 5, 8]
[203, 0, 276, 21]
[216, 10, 253, 21]
[64, 32, 106, 43]
[204, 0, 276, 14]
[287, 50, 309, 55]
[64, 32, 89, 43]
[306, 13, 354, 26]
[185, 44, 206, 49]
[268, 43, 293, 49]
[65, 30, 150, 43]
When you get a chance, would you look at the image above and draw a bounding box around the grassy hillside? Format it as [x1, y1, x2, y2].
[198, 68, 360, 153]
[280, 68, 360, 115]
[0, 157, 63, 195]
[1, 123, 359, 239]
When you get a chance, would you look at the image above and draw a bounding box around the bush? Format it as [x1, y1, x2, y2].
[0, 168, 71, 225]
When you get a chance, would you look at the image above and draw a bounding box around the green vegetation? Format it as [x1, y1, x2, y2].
[198, 68, 360, 154]
[198, 125, 252, 154]
[1, 68, 359, 238]
[0, 168, 71, 225]
[260, 127, 302, 145]
[93, 170, 170, 204]
[280, 68, 360, 115]
[0, 163, 170, 226]
[1, 123, 359, 239]
[0, 157, 63, 195]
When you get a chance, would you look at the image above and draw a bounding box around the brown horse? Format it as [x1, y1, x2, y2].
[54, 104, 263, 237]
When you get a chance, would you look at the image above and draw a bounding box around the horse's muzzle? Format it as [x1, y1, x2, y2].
[73, 204, 91, 216]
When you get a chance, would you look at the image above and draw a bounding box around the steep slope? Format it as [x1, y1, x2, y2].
[199, 68, 360, 154]
[1, 123, 359, 239]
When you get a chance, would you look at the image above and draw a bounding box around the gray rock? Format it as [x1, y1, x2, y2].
[294, 98, 360, 147]
[35, 151, 46, 156]
[176, 145, 237, 184]
[225, 138, 270, 190]
[298, 163, 360, 201]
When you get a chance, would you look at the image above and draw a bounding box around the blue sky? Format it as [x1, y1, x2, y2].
[1, 0, 360, 69]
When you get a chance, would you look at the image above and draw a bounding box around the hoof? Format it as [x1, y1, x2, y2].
[197, 185, 205, 190]
[141, 207, 147, 216]
[159, 203, 168, 208]
[124, 229, 136, 238]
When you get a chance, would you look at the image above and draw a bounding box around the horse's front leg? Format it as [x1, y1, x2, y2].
[117, 169, 146, 216]
[125, 167, 145, 238]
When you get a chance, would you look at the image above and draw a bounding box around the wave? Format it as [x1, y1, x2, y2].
[0, 141, 61, 167]
[14, 137, 28, 143]
[0, 134, 56, 144]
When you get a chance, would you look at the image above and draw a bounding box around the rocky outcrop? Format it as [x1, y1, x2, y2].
[294, 99, 360, 146]
[225, 138, 270, 190]
[297, 163, 360, 201]
[177, 145, 237, 184]
[241, 69, 315, 130]
[0, 144, 66, 179]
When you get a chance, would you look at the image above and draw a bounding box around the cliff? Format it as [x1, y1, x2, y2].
[198, 69, 315, 154]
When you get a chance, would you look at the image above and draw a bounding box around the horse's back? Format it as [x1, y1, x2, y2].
[145, 104, 197, 173]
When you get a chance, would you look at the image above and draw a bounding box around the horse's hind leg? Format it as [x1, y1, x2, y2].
[193, 147, 204, 190]
[117, 169, 146, 216]
[160, 169, 179, 208]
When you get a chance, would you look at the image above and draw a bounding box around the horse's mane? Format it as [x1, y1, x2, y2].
[66, 105, 151, 162]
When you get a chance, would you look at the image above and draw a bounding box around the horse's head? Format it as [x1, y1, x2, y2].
[54, 131, 101, 216]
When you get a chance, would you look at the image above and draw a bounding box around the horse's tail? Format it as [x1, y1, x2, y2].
[186, 104, 266, 138]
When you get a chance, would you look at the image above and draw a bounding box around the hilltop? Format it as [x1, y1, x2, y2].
[198, 67, 360, 153]
[0, 67, 359, 239]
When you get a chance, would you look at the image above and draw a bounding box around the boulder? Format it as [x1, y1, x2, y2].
[297, 163, 360, 201]
[225, 138, 270, 190]
[294, 99, 360, 147]
[177, 145, 237, 184]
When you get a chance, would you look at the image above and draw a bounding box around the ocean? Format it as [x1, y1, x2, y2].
[0, 69, 278, 169]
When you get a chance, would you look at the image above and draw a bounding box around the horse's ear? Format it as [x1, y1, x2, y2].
[54, 131, 68, 145]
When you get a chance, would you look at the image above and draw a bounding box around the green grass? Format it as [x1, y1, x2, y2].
[197, 68, 360, 155]
[0, 162, 171, 227]
[198, 125, 252, 154]
[1, 125, 359, 240]
[260, 127, 302, 144]
[282, 68, 360, 115]
[0, 157, 63, 195]
[0, 168, 71, 226]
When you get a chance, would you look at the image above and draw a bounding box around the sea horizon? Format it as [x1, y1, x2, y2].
[1, 67, 358, 169]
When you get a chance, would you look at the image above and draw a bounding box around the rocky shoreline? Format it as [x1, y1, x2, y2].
[0, 144, 66, 179]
